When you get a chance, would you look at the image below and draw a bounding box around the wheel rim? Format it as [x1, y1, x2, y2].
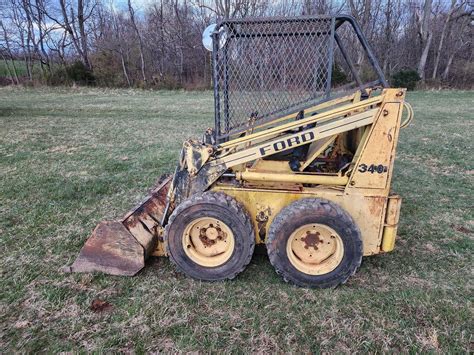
[286, 223, 344, 275]
[182, 217, 235, 267]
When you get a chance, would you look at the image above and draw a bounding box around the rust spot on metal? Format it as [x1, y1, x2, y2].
[122, 176, 171, 223]
[198, 226, 226, 247]
[68, 221, 144, 276]
[68, 176, 173, 276]
[368, 197, 385, 216]
[301, 231, 322, 250]
[256, 207, 272, 242]
[123, 215, 140, 229]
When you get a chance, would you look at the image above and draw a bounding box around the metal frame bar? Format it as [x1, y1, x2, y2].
[223, 38, 230, 137]
[220, 14, 333, 24]
[211, 31, 221, 139]
[334, 33, 364, 90]
[236, 170, 349, 186]
[230, 31, 332, 39]
[325, 17, 336, 98]
[335, 16, 388, 87]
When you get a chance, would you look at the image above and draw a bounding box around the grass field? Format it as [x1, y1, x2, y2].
[0, 87, 472, 352]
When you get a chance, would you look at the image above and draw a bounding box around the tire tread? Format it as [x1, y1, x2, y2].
[165, 191, 255, 281]
[267, 198, 362, 288]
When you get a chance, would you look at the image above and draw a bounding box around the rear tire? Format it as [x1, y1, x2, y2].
[266, 198, 362, 288]
[165, 192, 255, 281]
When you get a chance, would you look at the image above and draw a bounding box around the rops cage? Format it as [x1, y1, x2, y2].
[210, 15, 388, 142]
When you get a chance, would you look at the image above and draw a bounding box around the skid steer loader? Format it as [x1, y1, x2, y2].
[66, 15, 413, 288]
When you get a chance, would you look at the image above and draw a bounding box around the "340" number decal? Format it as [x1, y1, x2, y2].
[358, 164, 388, 174]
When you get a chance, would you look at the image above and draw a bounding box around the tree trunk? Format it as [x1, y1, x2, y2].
[416, 0, 433, 81]
[1, 53, 20, 85]
[34, 0, 52, 79]
[442, 40, 467, 81]
[128, 0, 147, 85]
[432, 0, 455, 79]
[77, 0, 91, 70]
[0, 21, 20, 84]
[21, 0, 34, 80]
[58, 0, 88, 69]
[120, 52, 131, 87]
[417, 31, 432, 80]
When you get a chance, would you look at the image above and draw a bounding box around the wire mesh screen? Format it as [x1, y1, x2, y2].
[212, 16, 335, 139]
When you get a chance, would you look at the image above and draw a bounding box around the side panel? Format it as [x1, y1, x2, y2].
[346, 91, 405, 195]
[212, 185, 389, 256]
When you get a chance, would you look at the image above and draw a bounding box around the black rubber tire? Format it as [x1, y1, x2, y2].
[266, 198, 362, 288]
[165, 192, 255, 281]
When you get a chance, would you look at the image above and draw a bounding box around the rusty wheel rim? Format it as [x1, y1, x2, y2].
[286, 223, 344, 275]
[182, 217, 235, 267]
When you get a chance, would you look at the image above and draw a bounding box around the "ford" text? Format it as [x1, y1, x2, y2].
[259, 131, 315, 156]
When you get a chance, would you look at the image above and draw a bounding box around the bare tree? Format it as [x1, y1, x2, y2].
[46, 0, 95, 69]
[0, 0, 472, 88]
[416, 0, 433, 81]
[0, 20, 20, 84]
[128, 0, 147, 84]
[432, 0, 471, 79]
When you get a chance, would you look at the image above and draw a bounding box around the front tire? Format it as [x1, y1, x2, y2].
[266, 198, 362, 288]
[165, 192, 255, 281]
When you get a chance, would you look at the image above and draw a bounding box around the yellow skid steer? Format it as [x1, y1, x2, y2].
[66, 15, 413, 288]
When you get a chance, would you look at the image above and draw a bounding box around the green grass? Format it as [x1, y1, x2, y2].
[1, 87, 472, 352]
[0, 60, 31, 77]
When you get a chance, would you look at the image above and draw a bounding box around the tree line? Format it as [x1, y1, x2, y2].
[0, 0, 472, 89]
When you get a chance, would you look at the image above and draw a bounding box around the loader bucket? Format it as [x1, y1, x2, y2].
[65, 175, 172, 276]
[66, 221, 145, 276]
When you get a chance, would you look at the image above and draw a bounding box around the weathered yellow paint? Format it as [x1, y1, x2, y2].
[152, 88, 407, 258]
[381, 195, 402, 252]
[381, 227, 397, 252]
[217, 108, 379, 168]
[348, 103, 402, 190]
[211, 185, 390, 255]
[287, 223, 344, 275]
[182, 217, 235, 267]
[218, 95, 384, 150]
[346, 89, 405, 196]
[183, 139, 213, 175]
[236, 170, 349, 186]
[385, 194, 402, 225]
[250, 160, 294, 172]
